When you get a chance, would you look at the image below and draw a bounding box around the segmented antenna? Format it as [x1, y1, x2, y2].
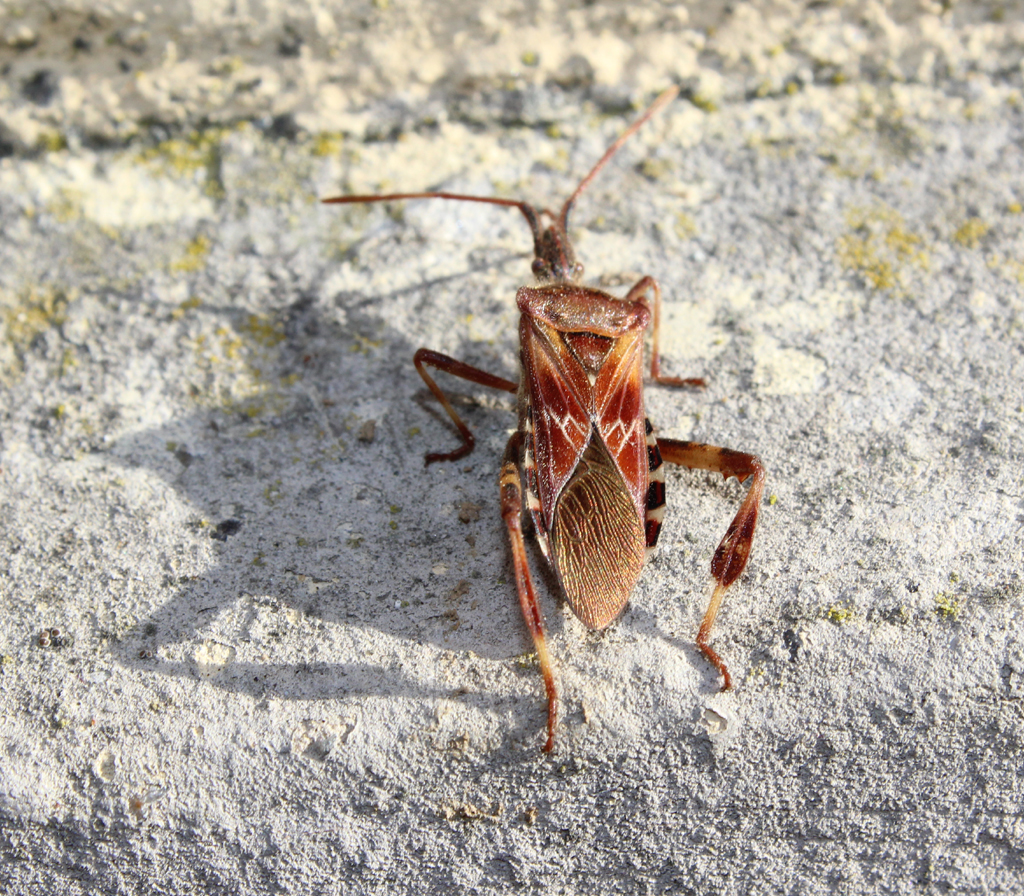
[321, 86, 680, 279]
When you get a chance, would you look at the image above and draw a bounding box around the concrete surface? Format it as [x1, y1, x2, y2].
[1, 1, 1023, 893]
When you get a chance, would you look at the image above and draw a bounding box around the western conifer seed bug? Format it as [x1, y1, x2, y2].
[324, 87, 766, 752]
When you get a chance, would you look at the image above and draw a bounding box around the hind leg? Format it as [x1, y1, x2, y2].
[657, 439, 766, 689]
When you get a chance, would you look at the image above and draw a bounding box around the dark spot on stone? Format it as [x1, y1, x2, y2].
[23, 70, 58, 106]
[782, 628, 802, 662]
[550, 54, 595, 90]
[268, 113, 300, 140]
[119, 59, 132, 73]
[279, 25, 303, 57]
[212, 519, 243, 541]
[73, 36, 92, 53]
[906, 581, 919, 593]
[174, 448, 194, 467]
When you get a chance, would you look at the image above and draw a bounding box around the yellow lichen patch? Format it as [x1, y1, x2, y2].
[58, 347, 77, 376]
[187, 309, 293, 418]
[171, 236, 211, 274]
[171, 295, 203, 320]
[674, 212, 698, 240]
[2, 286, 71, 372]
[208, 55, 245, 76]
[47, 186, 84, 223]
[1008, 202, 1022, 215]
[37, 131, 68, 153]
[213, 326, 244, 361]
[263, 480, 283, 505]
[986, 253, 1024, 284]
[350, 333, 383, 354]
[240, 314, 285, 348]
[824, 604, 856, 624]
[312, 132, 343, 158]
[689, 94, 718, 113]
[136, 127, 234, 198]
[953, 217, 989, 249]
[836, 205, 928, 294]
[639, 157, 672, 181]
[934, 592, 962, 619]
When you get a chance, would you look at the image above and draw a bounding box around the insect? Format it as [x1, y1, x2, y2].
[324, 87, 765, 752]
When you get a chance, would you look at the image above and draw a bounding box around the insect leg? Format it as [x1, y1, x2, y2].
[625, 276, 706, 388]
[656, 438, 766, 690]
[413, 348, 517, 464]
[500, 431, 558, 752]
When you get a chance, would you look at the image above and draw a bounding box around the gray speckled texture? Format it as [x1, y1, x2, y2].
[2, 2, 1024, 894]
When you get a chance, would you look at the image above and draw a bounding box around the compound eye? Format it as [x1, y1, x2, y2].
[532, 258, 550, 279]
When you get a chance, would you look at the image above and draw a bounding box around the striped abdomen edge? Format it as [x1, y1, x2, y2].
[644, 417, 666, 558]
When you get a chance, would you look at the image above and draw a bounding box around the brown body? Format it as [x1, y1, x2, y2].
[517, 283, 651, 629]
[324, 88, 766, 752]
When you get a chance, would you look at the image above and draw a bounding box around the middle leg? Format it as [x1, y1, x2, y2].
[413, 348, 517, 464]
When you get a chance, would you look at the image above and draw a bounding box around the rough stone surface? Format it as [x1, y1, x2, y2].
[1, 2, 1023, 894]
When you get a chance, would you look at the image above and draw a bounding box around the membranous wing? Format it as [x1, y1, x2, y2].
[521, 314, 650, 629]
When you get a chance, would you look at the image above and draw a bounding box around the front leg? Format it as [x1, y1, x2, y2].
[499, 432, 558, 752]
[413, 348, 517, 464]
[657, 438, 766, 690]
[625, 276, 706, 388]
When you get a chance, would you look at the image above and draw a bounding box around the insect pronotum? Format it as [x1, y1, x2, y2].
[324, 87, 766, 752]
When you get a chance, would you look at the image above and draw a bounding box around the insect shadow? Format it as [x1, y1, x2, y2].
[104, 255, 573, 720]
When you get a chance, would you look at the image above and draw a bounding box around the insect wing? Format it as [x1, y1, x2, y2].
[550, 436, 646, 629]
[522, 320, 650, 630]
[520, 317, 593, 531]
[593, 329, 648, 523]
